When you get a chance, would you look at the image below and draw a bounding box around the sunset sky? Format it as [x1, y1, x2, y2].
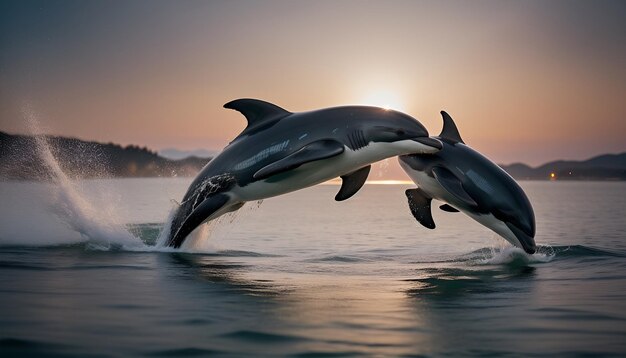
[1, 0, 625, 173]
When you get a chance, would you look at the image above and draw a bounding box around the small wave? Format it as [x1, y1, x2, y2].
[0, 261, 52, 271]
[549, 244, 626, 258]
[0, 338, 67, 349]
[531, 307, 626, 322]
[305, 255, 371, 263]
[290, 352, 362, 358]
[146, 347, 224, 357]
[0, 338, 74, 356]
[98, 242, 279, 258]
[68, 264, 151, 271]
[220, 330, 307, 343]
[0, 259, 150, 272]
[211, 249, 281, 257]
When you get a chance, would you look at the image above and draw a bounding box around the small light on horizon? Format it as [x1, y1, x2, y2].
[550, 172, 556, 180]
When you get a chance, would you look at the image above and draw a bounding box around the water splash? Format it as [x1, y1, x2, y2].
[473, 245, 555, 265]
[154, 173, 238, 249]
[153, 163, 264, 251]
[163, 199, 264, 253]
[459, 233, 553, 265]
[21, 105, 145, 249]
[154, 202, 178, 247]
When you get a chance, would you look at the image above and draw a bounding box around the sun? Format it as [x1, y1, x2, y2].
[361, 90, 405, 111]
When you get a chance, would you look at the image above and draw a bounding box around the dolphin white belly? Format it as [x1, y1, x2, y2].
[400, 161, 449, 202]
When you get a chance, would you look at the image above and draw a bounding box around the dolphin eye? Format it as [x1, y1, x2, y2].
[396, 130, 406, 136]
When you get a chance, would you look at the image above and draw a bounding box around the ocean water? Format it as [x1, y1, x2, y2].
[0, 179, 625, 357]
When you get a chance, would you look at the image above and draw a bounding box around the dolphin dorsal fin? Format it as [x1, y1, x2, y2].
[224, 99, 291, 131]
[439, 111, 464, 144]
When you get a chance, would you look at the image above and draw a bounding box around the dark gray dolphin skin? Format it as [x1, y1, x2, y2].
[165, 98, 443, 248]
[398, 111, 537, 254]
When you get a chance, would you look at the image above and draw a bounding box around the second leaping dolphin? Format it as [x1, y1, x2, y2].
[165, 98, 443, 248]
[398, 111, 537, 254]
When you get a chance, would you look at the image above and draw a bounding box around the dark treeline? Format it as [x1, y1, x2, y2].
[0, 132, 210, 180]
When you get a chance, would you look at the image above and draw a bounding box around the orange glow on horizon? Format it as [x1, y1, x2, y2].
[366, 180, 413, 185]
[321, 179, 412, 186]
[359, 90, 406, 112]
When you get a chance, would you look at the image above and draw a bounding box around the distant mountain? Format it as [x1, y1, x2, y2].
[159, 148, 217, 160]
[0, 132, 211, 180]
[499, 152, 626, 180]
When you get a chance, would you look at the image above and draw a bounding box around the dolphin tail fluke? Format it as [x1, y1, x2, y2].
[167, 194, 231, 248]
[439, 111, 465, 144]
[335, 165, 371, 201]
[405, 188, 436, 229]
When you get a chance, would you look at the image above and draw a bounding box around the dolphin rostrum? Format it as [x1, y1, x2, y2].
[165, 98, 442, 248]
[398, 111, 537, 254]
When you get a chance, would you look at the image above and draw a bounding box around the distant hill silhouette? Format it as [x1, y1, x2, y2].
[499, 153, 626, 180]
[0, 131, 210, 180]
[0, 131, 624, 181]
[159, 148, 217, 160]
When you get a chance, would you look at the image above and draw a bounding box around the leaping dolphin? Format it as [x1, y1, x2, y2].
[165, 98, 442, 248]
[398, 111, 537, 254]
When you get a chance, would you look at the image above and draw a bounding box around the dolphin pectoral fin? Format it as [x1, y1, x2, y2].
[405, 188, 436, 229]
[335, 165, 371, 201]
[432, 167, 478, 207]
[440, 204, 460, 212]
[253, 139, 345, 180]
[167, 194, 230, 248]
